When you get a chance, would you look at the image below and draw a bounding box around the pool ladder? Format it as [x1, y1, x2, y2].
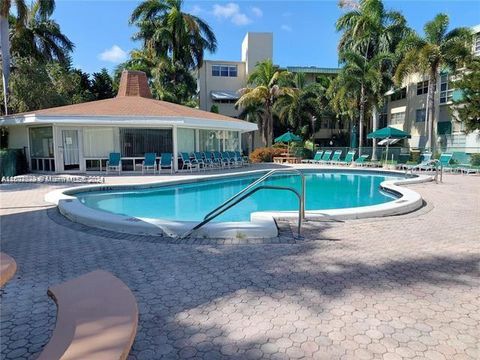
[180, 168, 306, 239]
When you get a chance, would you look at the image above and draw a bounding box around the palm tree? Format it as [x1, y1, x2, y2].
[11, 0, 73, 64]
[274, 73, 329, 139]
[0, 0, 55, 113]
[336, 0, 407, 156]
[130, 0, 216, 69]
[236, 59, 294, 146]
[331, 50, 392, 153]
[395, 13, 472, 152]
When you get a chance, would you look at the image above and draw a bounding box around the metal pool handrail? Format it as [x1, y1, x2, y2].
[180, 168, 306, 239]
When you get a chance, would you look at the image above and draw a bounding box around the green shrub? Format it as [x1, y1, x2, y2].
[470, 153, 480, 166]
[249, 147, 285, 163]
[410, 151, 421, 163]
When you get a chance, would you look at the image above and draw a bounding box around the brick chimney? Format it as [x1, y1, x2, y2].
[117, 70, 152, 98]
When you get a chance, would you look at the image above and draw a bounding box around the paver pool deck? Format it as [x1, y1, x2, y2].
[1, 167, 479, 359]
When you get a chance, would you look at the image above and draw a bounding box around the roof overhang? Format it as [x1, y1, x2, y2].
[0, 115, 258, 132]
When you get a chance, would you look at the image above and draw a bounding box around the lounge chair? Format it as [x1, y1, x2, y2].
[327, 150, 342, 164]
[236, 151, 249, 166]
[204, 151, 215, 168]
[302, 150, 323, 164]
[336, 150, 356, 166]
[180, 152, 197, 172]
[142, 152, 157, 174]
[221, 151, 234, 167]
[229, 151, 243, 167]
[159, 153, 173, 174]
[194, 152, 206, 171]
[317, 150, 332, 164]
[213, 151, 226, 167]
[412, 153, 433, 171]
[355, 154, 370, 167]
[436, 153, 454, 172]
[106, 152, 121, 175]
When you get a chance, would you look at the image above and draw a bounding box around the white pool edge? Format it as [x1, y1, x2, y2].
[45, 168, 433, 239]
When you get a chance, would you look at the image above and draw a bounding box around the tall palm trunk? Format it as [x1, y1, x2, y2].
[359, 83, 365, 155]
[371, 105, 378, 161]
[0, 15, 10, 115]
[426, 70, 437, 153]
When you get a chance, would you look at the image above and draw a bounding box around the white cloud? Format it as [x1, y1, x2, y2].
[98, 45, 127, 63]
[281, 25, 292, 32]
[251, 7, 263, 17]
[190, 5, 203, 15]
[213, 3, 251, 26]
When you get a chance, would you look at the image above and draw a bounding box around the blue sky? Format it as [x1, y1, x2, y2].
[53, 0, 480, 74]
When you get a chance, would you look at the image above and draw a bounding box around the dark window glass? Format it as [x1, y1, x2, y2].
[220, 66, 229, 76]
[229, 66, 237, 77]
[416, 109, 426, 122]
[212, 65, 220, 76]
[416, 81, 429, 95]
[120, 128, 173, 157]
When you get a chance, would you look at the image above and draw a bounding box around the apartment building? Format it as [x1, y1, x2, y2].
[384, 24, 480, 153]
[198, 33, 346, 149]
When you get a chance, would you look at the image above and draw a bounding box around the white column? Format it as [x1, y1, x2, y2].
[238, 131, 242, 152]
[172, 125, 178, 172]
[195, 129, 200, 152]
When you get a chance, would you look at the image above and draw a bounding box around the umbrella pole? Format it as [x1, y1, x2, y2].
[385, 139, 389, 166]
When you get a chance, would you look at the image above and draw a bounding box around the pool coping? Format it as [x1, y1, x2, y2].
[44, 167, 433, 239]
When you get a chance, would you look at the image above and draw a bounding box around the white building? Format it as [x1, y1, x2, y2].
[383, 24, 480, 153]
[0, 70, 257, 173]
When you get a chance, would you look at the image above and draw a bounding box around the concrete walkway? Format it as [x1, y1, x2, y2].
[0, 171, 479, 359]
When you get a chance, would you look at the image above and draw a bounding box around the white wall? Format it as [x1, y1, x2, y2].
[6, 126, 28, 149]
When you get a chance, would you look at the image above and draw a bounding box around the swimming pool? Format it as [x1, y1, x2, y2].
[75, 170, 403, 222]
[46, 168, 429, 238]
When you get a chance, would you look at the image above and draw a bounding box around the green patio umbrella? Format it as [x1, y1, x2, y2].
[274, 131, 302, 156]
[367, 126, 411, 163]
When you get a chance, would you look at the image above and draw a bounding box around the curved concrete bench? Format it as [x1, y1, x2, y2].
[0, 252, 17, 287]
[38, 270, 138, 360]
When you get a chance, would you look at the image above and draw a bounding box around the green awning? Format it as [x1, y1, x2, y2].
[367, 126, 411, 139]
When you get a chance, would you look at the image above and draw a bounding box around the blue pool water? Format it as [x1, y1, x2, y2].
[76, 171, 403, 222]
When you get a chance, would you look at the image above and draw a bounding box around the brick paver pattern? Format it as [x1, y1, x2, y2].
[0, 172, 479, 359]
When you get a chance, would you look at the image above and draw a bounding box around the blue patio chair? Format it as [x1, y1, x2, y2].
[355, 154, 370, 167]
[142, 152, 157, 174]
[106, 152, 121, 175]
[336, 150, 356, 166]
[229, 151, 243, 167]
[236, 151, 249, 166]
[221, 152, 234, 168]
[213, 151, 225, 167]
[327, 150, 343, 164]
[317, 150, 333, 164]
[194, 152, 206, 171]
[180, 152, 197, 172]
[204, 151, 215, 168]
[302, 150, 323, 164]
[159, 153, 173, 174]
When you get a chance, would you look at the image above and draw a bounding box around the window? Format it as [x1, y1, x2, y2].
[29, 127, 54, 158]
[440, 74, 454, 104]
[224, 131, 240, 151]
[213, 99, 237, 104]
[475, 34, 480, 56]
[212, 64, 238, 77]
[391, 87, 406, 101]
[390, 112, 405, 124]
[83, 127, 115, 157]
[177, 128, 196, 153]
[199, 129, 223, 151]
[120, 128, 172, 157]
[416, 80, 429, 95]
[416, 109, 426, 122]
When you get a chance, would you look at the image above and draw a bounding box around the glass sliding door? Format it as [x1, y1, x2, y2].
[29, 126, 55, 172]
[224, 131, 240, 151]
[177, 128, 196, 153]
[199, 129, 223, 152]
[62, 130, 80, 170]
